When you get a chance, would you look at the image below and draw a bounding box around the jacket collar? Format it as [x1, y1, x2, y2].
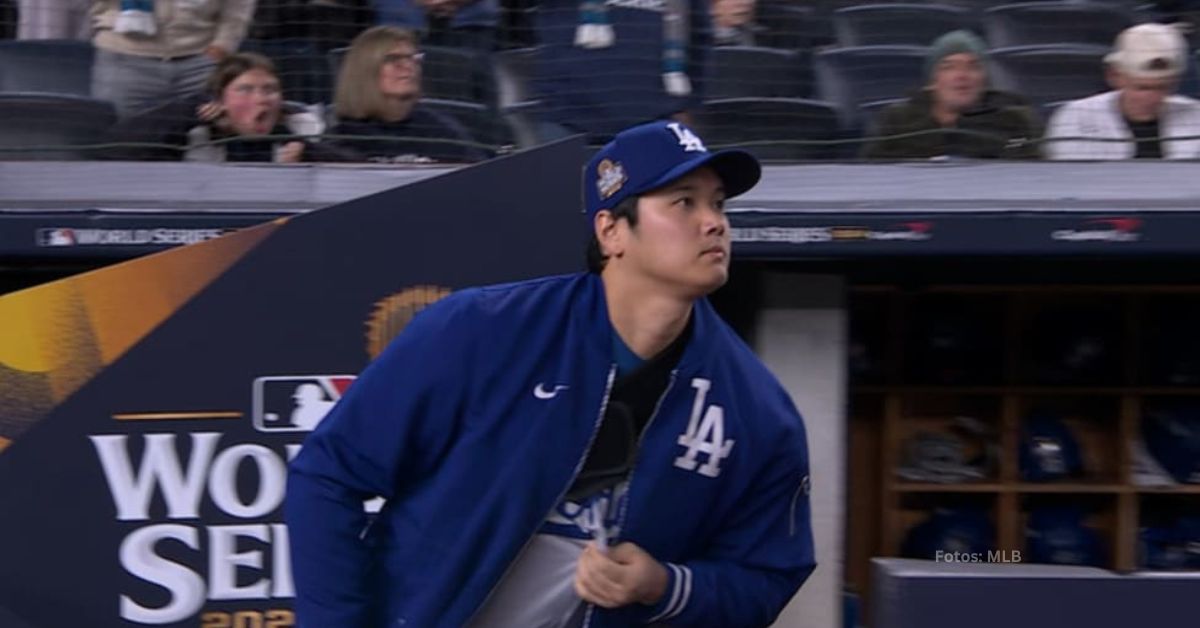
[579, 273, 719, 374]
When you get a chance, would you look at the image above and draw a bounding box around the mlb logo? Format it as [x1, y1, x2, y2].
[38, 228, 76, 247]
[252, 375, 356, 433]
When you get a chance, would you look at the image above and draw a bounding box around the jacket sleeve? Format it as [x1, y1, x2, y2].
[643, 395, 816, 627]
[1043, 103, 1086, 160]
[1005, 106, 1043, 160]
[285, 294, 477, 627]
[861, 105, 906, 160]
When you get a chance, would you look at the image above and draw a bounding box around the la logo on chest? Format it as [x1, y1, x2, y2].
[673, 378, 735, 478]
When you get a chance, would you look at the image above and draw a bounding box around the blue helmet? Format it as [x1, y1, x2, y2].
[1028, 307, 1119, 385]
[902, 507, 995, 560]
[1142, 402, 1200, 484]
[1021, 414, 1084, 482]
[1026, 506, 1105, 567]
[1144, 302, 1200, 385]
[908, 304, 1001, 385]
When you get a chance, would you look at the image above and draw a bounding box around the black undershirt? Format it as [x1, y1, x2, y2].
[1126, 117, 1162, 159]
[564, 320, 692, 501]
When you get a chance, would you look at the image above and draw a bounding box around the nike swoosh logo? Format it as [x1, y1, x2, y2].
[534, 383, 569, 400]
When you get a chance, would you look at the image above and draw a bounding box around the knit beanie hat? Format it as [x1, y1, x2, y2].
[925, 30, 988, 79]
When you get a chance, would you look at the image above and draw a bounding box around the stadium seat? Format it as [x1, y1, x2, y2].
[0, 40, 93, 97]
[834, 4, 977, 47]
[989, 44, 1109, 106]
[421, 97, 508, 150]
[0, 0, 14, 39]
[696, 97, 841, 160]
[858, 97, 908, 124]
[815, 45, 928, 126]
[707, 46, 810, 99]
[0, 94, 116, 160]
[420, 45, 489, 104]
[498, 0, 538, 49]
[493, 46, 538, 109]
[498, 100, 542, 149]
[327, 47, 347, 85]
[984, 2, 1133, 48]
[755, 2, 835, 50]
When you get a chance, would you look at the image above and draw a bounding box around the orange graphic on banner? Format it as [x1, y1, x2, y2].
[0, 219, 287, 449]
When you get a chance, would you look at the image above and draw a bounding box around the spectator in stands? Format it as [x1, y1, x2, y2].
[1045, 23, 1200, 160]
[328, 26, 490, 163]
[376, 0, 498, 51]
[90, 0, 256, 118]
[18, 0, 91, 39]
[107, 53, 343, 162]
[711, 0, 758, 46]
[530, 0, 711, 144]
[863, 30, 1041, 160]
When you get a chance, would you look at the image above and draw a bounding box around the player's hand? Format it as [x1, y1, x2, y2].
[278, 141, 305, 163]
[574, 542, 669, 608]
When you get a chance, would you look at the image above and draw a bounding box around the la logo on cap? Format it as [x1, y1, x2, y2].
[668, 122, 706, 152]
[596, 158, 627, 200]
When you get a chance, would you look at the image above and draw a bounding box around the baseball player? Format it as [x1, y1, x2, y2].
[285, 120, 816, 627]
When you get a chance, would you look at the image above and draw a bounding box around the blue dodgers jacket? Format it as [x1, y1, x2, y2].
[286, 273, 816, 628]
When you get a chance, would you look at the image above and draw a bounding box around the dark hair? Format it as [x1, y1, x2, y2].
[206, 52, 278, 98]
[585, 195, 640, 274]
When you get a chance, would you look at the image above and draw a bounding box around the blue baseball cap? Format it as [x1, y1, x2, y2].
[583, 120, 761, 220]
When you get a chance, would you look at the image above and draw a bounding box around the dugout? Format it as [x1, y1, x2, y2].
[2, 148, 1199, 628]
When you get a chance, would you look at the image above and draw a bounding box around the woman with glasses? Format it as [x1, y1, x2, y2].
[329, 26, 490, 163]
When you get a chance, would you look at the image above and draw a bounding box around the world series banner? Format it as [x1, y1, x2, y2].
[0, 138, 587, 628]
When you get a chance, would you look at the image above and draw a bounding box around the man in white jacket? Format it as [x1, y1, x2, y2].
[1046, 23, 1200, 160]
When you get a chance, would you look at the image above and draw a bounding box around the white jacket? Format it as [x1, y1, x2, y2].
[1045, 90, 1200, 160]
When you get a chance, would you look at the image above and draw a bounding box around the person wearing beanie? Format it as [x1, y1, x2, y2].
[1046, 23, 1200, 160]
[863, 29, 1041, 160]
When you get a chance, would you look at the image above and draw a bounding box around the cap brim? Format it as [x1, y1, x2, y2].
[637, 149, 762, 201]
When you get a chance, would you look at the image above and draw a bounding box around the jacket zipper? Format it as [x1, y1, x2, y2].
[460, 364, 618, 628]
[582, 369, 679, 628]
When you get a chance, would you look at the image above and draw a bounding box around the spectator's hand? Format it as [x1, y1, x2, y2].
[278, 141, 306, 163]
[205, 45, 230, 62]
[574, 542, 668, 609]
[197, 101, 224, 122]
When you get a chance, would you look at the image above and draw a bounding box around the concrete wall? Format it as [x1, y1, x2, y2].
[755, 272, 847, 628]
